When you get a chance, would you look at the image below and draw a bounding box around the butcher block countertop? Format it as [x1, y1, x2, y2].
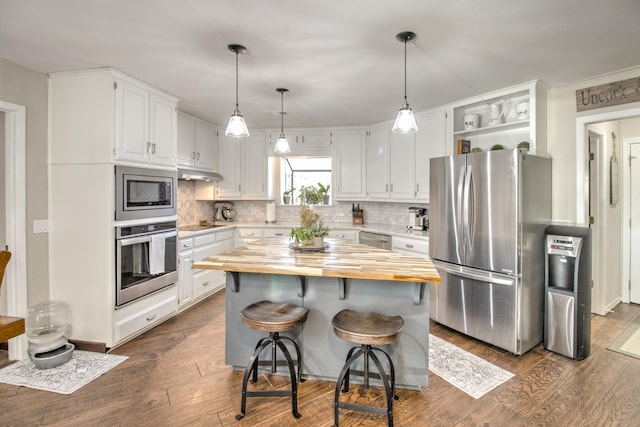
[193, 237, 440, 283]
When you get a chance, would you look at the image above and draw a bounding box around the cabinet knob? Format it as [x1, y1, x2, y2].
[405, 244, 414, 249]
[275, 233, 283, 236]
[146, 313, 157, 322]
[202, 281, 209, 287]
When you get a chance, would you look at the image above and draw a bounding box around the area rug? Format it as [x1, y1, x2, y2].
[0, 350, 128, 394]
[608, 315, 640, 359]
[429, 334, 514, 399]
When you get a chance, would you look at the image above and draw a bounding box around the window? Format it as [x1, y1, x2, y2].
[281, 157, 332, 205]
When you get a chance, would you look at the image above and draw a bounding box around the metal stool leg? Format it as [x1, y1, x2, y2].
[237, 338, 272, 420]
[280, 334, 305, 383]
[334, 346, 366, 426]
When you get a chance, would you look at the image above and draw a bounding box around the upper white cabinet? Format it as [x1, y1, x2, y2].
[217, 131, 273, 200]
[115, 78, 177, 166]
[49, 68, 178, 166]
[415, 109, 447, 202]
[335, 128, 367, 200]
[389, 131, 416, 201]
[367, 122, 391, 199]
[177, 111, 219, 171]
[450, 80, 549, 156]
[267, 128, 333, 156]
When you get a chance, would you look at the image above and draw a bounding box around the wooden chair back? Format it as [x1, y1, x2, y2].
[0, 251, 12, 291]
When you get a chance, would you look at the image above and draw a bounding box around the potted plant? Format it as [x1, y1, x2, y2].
[311, 221, 330, 245]
[289, 226, 314, 246]
[282, 187, 295, 205]
[317, 182, 331, 205]
[300, 185, 323, 205]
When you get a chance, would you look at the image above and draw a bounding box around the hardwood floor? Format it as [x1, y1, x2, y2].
[1, 290, 640, 426]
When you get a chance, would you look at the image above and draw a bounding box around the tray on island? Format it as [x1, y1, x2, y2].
[288, 242, 330, 252]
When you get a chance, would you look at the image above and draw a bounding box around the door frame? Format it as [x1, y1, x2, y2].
[1, 100, 27, 360]
[622, 137, 640, 303]
[577, 105, 640, 315]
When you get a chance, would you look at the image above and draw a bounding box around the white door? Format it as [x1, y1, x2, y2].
[149, 93, 177, 166]
[389, 131, 416, 200]
[335, 128, 367, 200]
[367, 122, 390, 199]
[629, 143, 640, 302]
[242, 131, 267, 198]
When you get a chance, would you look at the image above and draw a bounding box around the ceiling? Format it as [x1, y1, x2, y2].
[1, 0, 640, 129]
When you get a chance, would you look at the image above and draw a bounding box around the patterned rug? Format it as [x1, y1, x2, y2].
[429, 334, 514, 399]
[608, 315, 640, 359]
[0, 350, 128, 394]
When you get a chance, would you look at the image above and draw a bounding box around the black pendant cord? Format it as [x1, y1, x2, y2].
[403, 39, 408, 102]
[235, 50, 239, 109]
[280, 91, 284, 133]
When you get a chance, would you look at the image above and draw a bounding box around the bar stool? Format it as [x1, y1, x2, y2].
[236, 300, 310, 420]
[332, 309, 404, 427]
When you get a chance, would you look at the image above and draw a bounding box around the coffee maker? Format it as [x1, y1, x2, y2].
[408, 207, 427, 231]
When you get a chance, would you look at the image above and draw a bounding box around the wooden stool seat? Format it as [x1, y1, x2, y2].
[332, 309, 404, 346]
[332, 309, 404, 426]
[241, 301, 309, 333]
[236, 300, 309, 421]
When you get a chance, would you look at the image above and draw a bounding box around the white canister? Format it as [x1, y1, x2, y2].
[463, 114, 480, 130]
[515, 102, 530, 120]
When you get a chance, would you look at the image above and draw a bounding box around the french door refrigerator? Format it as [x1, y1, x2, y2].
[429, 148, 551, 355]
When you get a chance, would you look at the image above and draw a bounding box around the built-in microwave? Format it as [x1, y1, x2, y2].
[115, 165, 177, 221]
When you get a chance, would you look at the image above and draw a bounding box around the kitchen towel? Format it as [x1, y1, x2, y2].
[266, 202, 276, 223]
[149, 234, 166, 275]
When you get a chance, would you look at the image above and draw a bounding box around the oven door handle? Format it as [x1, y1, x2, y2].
[118, 230, 177, 247]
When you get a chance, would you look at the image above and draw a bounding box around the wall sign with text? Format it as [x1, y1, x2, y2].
[576, 77, 640, 112]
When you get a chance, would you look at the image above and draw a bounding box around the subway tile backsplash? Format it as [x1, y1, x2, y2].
[178, 180, 427, 227]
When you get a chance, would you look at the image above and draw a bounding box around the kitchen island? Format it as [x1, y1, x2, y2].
[193, 238, 440, 389]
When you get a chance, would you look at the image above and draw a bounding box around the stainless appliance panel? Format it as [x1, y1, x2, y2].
[431, 261, 518, 352]
[116, 221, 178, 307]
[429, 154, 467, 265]
[546, 291, 575, 358]
[115, 165, 177, 221]
[359, 231, 392, 250]
[466, 149, 519, 274]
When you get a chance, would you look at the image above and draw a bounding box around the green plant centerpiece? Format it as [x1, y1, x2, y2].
[289, 206, 330, 247]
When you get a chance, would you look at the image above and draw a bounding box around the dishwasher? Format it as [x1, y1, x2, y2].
[359, 231, 392, 250]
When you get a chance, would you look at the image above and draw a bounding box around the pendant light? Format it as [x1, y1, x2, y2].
[273, 88, 291, 154]
[225, 44, 250, 138]
[392, 31, 418, 133]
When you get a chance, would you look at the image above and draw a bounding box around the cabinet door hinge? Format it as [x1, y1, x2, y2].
[113, 82, 117, 90]
[589, 216, 595, 225]
[113, 146, 118, 156]
[589, 153, 595, 161]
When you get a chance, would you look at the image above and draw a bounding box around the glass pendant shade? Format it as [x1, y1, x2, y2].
[392, 99, 418, 133]
[225, 108, 250, 138]
[273, 88, 291, 154]
[393, 31, 418, 134]
[274, 134, 291, 154]
[225, 44, 250, 138]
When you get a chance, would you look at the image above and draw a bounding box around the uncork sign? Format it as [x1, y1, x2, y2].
[576, 77, 640, 112]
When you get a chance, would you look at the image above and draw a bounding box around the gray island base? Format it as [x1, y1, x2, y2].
[225, 272, 429, 390]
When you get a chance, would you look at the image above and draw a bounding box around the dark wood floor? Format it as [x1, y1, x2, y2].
[1, 290, 640, 426]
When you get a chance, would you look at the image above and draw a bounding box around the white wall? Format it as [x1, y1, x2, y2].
[0, 59, 49, 306]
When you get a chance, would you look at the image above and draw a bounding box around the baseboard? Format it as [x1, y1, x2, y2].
[67, 339, 107, 353]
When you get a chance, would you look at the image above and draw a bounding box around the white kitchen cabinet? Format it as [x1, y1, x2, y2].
[177, 111, 218, 171]
[367, 122, 391, 199]
[328, 229, 358, 241]
[263, 228, 290, 238]
[389, 131, 416, 201]
[115, 77, 178, 166]
[267, 128, 333, 156]
[392, 235, 429, 258]
[335, 128, 368, 201]
[415, 109, 447, 202]
[178, 237, 195, 308]
[178, 229, 233, 311]
[450, 80, 549, 156]
[217, 131, 273, 200]
[235, 228, 264, 247]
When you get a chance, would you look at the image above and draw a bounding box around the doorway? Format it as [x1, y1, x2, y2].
[1, 100, 27, 360]
[578, 106, 640, 315]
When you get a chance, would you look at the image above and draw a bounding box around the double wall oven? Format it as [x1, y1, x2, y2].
[115, 166, 178, 307]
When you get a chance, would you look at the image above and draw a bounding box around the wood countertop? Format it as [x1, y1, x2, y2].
[193, 238, 440, 283]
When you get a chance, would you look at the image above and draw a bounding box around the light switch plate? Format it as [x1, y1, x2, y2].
[33, 219, 49, 234]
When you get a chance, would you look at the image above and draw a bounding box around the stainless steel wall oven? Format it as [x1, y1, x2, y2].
[115, 165, 177, 221]
[115, 220, 177, 307]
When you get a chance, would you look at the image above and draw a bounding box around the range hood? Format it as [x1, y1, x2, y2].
[177, 168, 223, 182]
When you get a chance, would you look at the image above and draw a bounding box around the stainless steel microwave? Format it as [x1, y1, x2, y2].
[115, 165, 177, 221]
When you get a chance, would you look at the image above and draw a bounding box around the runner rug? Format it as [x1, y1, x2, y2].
[429, 334, 514, 399]
[608, 315, 640, 360]
[0, 350, 128, 394]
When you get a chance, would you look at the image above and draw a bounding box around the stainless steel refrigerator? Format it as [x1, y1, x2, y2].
[429, 148, 551, 355]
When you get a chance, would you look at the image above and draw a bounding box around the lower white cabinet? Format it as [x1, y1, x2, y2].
[178, 229, 233, 310]
[328, 229, 358, 241]
[235, 227, 264, 247]
[114, 293, 178, 343]
[392, 236, 429, 258]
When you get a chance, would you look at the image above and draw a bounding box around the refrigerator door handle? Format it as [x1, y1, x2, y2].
[456, 165, 466, 239]
[463, 164, 473, 254]
[433, 260, 515, 286]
